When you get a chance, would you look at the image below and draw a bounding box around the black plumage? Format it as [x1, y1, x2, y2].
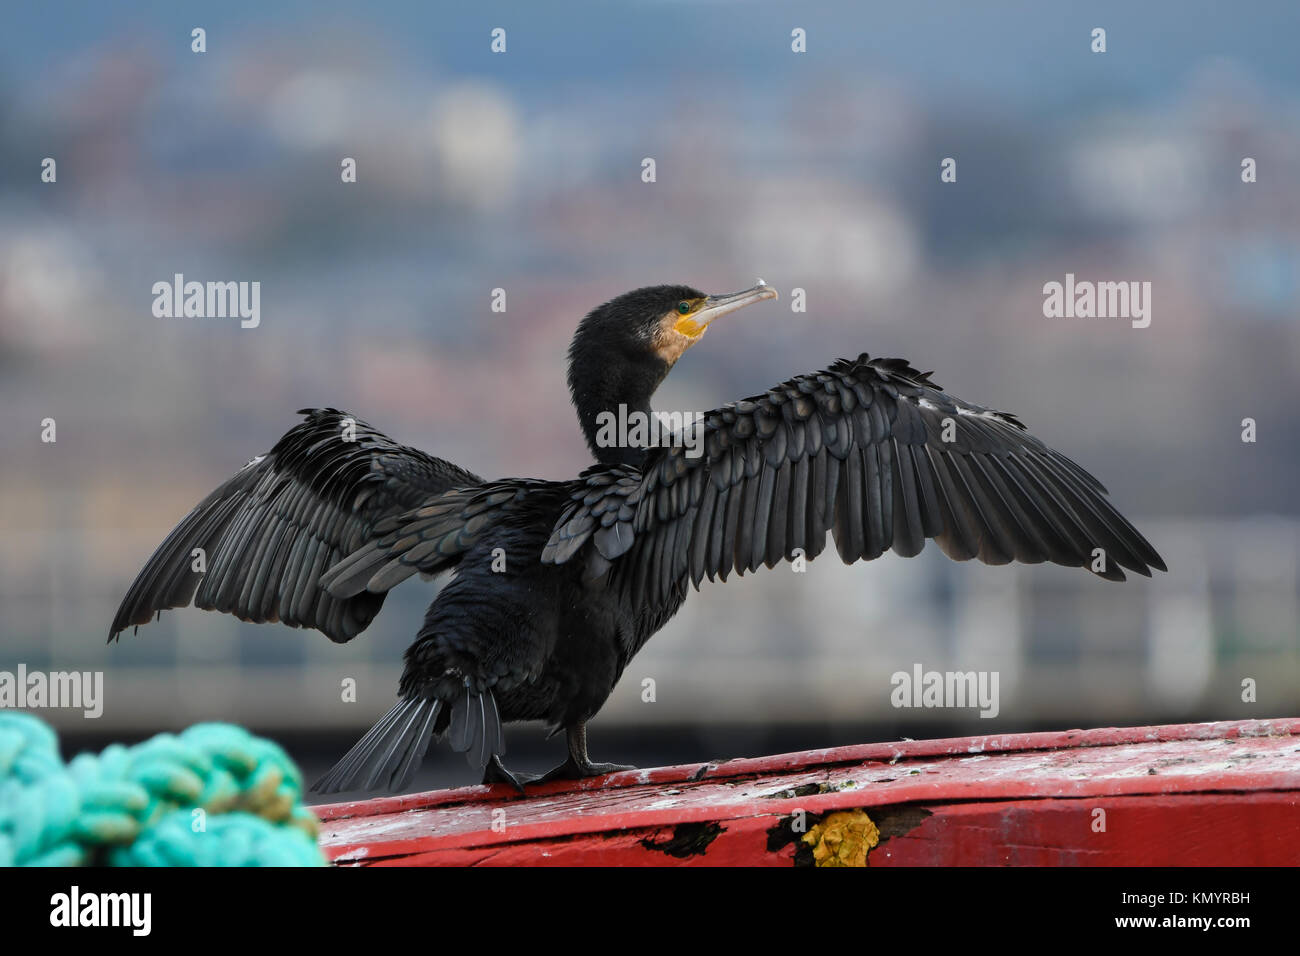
[110, 283, 1166, 794]
[109, 409, 480, 644]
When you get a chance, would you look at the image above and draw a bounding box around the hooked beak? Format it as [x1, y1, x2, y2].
[675, 281, 779, 338]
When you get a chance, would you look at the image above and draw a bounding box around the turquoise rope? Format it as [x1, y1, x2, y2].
[0, 713, 325, 866]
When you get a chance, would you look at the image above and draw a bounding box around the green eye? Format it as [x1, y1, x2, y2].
[676, 301, 692, 315]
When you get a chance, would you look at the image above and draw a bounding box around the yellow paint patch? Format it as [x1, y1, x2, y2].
[802, 810, 880, 867]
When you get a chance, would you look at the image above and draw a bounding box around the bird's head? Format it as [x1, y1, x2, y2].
[568, 282, 778, 465]
[571, 281, 779, 374]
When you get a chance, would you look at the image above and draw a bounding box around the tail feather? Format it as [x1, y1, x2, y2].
[362, 697, 437, 791]
[470, 693, 491, 770]
[447, 685, 504, 772]
[313, 683, 506, 794]
[312, 696, 442, 794]
[483, 691, 505, 761]
[449, 688, 471, 752]
[389, 702, 443, 791]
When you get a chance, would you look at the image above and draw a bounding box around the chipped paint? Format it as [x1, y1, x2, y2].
[640, 822, 723, 858]
[643, 797, 685, 810]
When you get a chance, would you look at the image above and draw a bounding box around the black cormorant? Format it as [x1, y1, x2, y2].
[109, 283, 1166, 793]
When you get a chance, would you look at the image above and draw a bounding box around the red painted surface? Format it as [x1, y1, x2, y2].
[315, 718, 1300, 866]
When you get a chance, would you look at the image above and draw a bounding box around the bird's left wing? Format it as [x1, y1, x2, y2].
[542, 353, 1165, 610]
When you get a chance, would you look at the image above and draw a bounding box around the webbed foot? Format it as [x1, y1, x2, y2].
[481, 754, 538, 794]
[536, 723, 636, 782]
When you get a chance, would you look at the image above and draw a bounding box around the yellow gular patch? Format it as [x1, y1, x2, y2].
[673, 314, 707, 339]
[654, 313, 706, 365]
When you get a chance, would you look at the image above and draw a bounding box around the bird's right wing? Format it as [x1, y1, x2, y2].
[110, 408, 481, 644]
[541, 353, 1166, 611]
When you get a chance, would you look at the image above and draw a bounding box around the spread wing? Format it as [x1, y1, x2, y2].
[109, 408, 481, 644]
[542, 353, 1166, 609]
[319, 478, 569, 599]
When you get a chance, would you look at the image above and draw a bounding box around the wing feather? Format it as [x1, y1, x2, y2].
[110, 408, 480, 643]
[542, 354, 1164, 609]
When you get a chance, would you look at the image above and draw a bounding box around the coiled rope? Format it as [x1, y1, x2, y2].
[0, 713, 325, 866]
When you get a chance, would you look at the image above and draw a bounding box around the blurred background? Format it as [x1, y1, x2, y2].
[1, 1, 1297, 797]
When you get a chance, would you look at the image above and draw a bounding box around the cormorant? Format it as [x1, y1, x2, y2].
[109, 282, 1166, 793]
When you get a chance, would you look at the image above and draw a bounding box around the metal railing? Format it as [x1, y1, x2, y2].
[2, 517, 1295, 733]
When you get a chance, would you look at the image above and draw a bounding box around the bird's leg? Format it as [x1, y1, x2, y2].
[481, 754, 538, 795]
[535, 723, 636, 783]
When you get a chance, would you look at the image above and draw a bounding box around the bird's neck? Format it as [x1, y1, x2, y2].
[568, 353, 667, 468]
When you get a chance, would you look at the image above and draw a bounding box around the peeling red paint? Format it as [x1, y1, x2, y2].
[316, 718, 1300, 866]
